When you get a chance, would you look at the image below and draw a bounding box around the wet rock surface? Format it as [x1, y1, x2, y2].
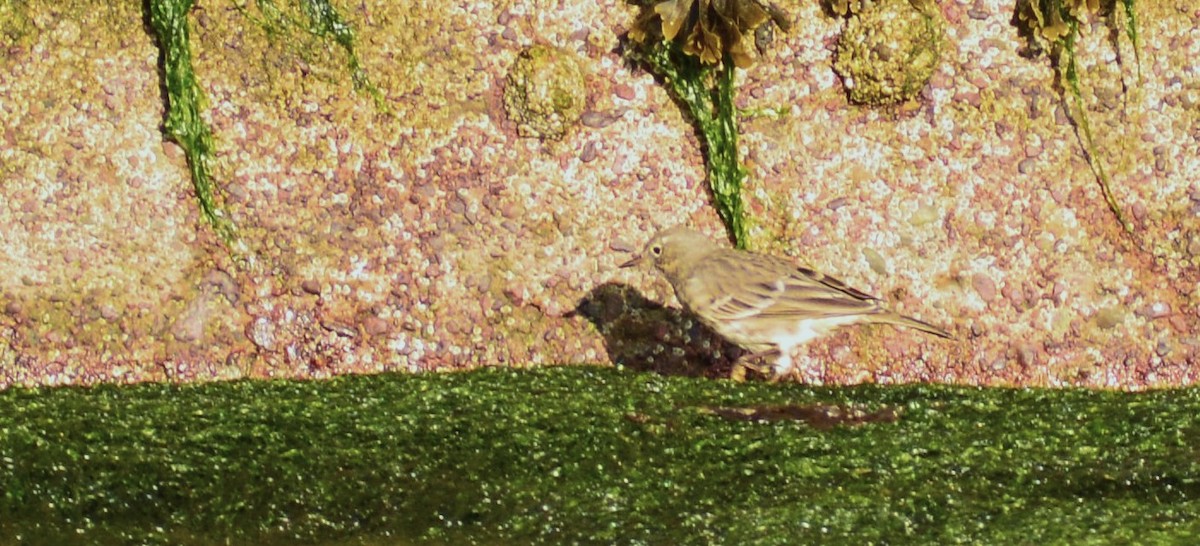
[0, 0, 1197, 388]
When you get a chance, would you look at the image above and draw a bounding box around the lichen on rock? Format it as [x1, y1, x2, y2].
[503, 44, 587, 140]
[833, 0, 942, 106]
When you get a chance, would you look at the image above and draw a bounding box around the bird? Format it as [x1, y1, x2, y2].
[620, 226, 951, 381]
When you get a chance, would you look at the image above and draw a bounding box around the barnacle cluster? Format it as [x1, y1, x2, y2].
[503, 45, 588, 140]
[832, 0, 942, 106]
[629, 0, 791, 67]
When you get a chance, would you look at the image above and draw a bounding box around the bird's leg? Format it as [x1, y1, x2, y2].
[730, 349, 779, 382]
[767, 349, 794, 383]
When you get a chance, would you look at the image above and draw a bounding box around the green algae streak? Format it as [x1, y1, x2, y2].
[147, 0, 382, 245]
[243, 0, 386, 109]
[637, 43, 750, 249]
[3, 366, 1200, 544]
[1013, 0, 1144, 235]
[148, 0, 237, 243]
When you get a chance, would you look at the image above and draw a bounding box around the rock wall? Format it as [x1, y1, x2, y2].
[1, 0, 1197, 388]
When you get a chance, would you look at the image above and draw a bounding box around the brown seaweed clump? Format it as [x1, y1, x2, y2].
[1014, 0, 1109, 52]
[822, 0, 939, 18]
[629, 0, 791, 67]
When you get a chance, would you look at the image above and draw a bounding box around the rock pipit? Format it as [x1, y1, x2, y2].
[621, 226, 951, 381]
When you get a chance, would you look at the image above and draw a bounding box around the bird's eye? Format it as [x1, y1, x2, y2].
[650, 245, 663, 256]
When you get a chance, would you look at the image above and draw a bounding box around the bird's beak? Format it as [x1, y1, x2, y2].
[619, 255, 643, 268]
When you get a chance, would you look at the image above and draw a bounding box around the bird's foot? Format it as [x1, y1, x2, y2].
[730, 364, 747, 383]
[766, 368, 795, 384]
[730, 350, 779, 382]
[730, 361, 757, 382]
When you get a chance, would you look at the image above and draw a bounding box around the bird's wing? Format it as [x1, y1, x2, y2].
[764, 262, 882, 319]
[680, 251, 787, 322]
[683, 251, 881, 322]
[789, 264, 881, 303]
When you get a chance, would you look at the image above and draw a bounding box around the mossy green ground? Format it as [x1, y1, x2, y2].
[2, 366, 1199, 545]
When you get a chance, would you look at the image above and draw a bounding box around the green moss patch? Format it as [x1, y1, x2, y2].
[3, 366, 1200, 544]
[626, 0, 794, 249]
[0, 0, 33, 46]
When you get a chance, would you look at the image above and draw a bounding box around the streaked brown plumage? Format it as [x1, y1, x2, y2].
[621, 226, 951, 380]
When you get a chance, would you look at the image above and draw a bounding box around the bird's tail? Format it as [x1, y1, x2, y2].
[871, 311, 953, 339]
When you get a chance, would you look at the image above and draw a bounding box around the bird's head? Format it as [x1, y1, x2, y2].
[620, 226, 718, 279]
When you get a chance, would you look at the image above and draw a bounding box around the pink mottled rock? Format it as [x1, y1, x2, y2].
[172, 301, 208, 343]
[363, 316, 391, 336]
[300, 280, 322, 295]
[99, 304, 120, 321]
[246, 317, 277, 351]
[4, 301, 23, 316]
[203, 270, 239, 304]
[0, 0, 1193, 390]
[1001, 284, 1025, 310]
[972, 273, 997, 302]
[1136, 302, 1171, 320]
[320, 317, 357, 338]
[580, 141, 598, 163]
[614, 83, 636, 100]
[609, 238, 636, 253]
[1131, 202, 1148, 222]
[580, 110, 621, 128]
[612, 153, 633, 175]
[953, 90, 981, 108]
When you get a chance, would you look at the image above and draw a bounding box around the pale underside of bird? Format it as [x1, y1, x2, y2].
[622, 226, 951, 381]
